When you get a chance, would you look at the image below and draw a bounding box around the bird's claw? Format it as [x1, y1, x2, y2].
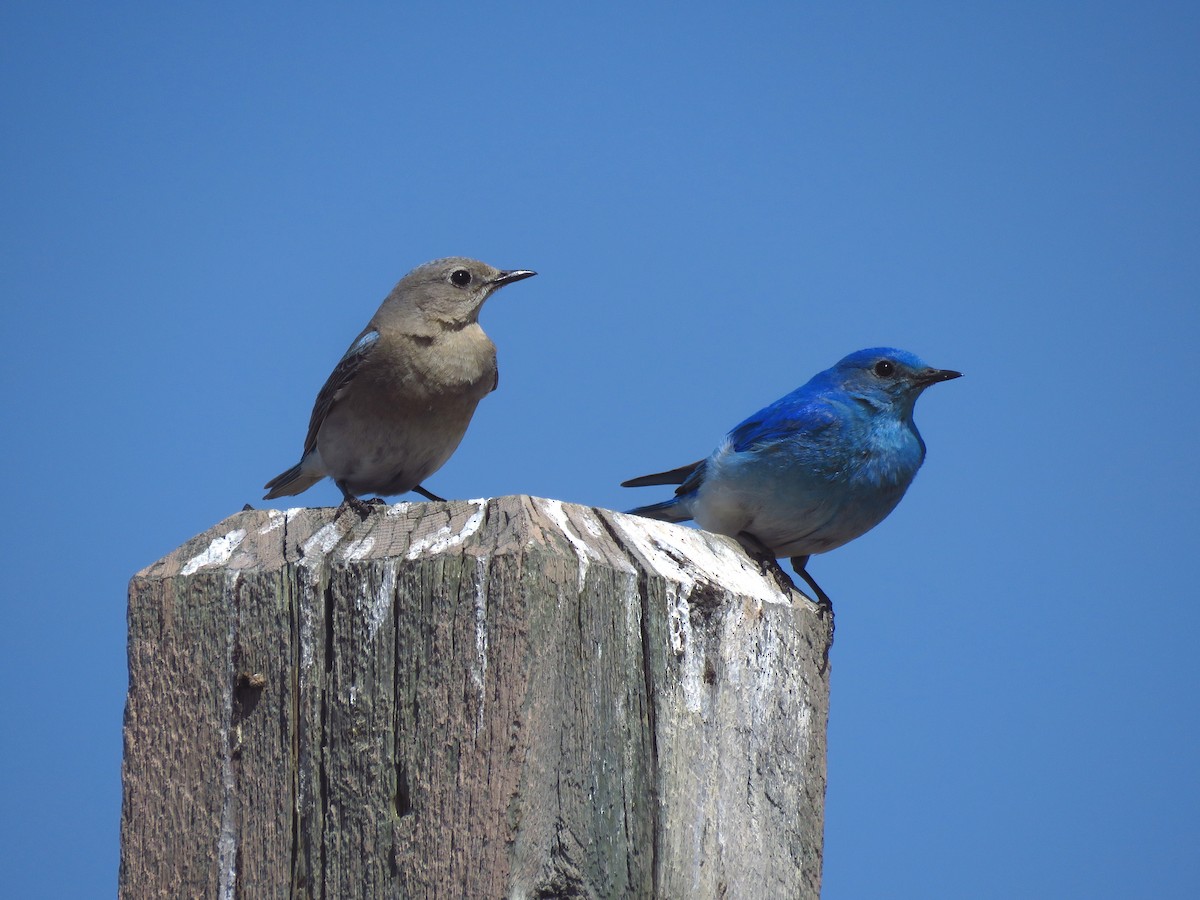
[337, 495, 376, 520]
[744, 547, 799, 594]
[767, 558, 799, 594]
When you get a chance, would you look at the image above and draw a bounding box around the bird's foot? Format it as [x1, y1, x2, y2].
[763, 556, 799, 594]
[413, 485, 446, 502]
[806, 587, 834, 621]
[332, 480, 388, 520]
[737, 532, 796, 593]
[738, 537, 794, 592]
[336, 495, 376, 520]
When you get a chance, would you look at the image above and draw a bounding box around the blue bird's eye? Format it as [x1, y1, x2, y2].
[450, 269, 472, 287]
[873, 360, 896, 377]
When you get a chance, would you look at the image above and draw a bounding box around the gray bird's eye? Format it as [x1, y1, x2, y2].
[450, 269, 472, 287]
[873, 360, 896, 377]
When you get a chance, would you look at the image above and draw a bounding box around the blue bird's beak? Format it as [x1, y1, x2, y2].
[916, 367, 963, 386]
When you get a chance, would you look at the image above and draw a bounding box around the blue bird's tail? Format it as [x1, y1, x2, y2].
[622, 459, 704, 524]
[625, 498, 693, 523]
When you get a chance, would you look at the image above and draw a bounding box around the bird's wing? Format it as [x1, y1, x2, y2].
[621, 460, 706, 489]
[301, 329, 380, 456]
[728, 398, 840, 453]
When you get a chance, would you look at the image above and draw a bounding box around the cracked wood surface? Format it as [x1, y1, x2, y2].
[120, 496, 831, 898]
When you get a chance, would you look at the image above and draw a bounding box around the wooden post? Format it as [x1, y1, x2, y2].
[120, 496, 831, 898]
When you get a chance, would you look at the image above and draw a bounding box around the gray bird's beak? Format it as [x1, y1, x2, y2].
[492, 269, 537, 287]
[916, 367, 963, 386]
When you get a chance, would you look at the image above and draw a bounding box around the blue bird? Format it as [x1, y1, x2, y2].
[622, 348, 961, 608]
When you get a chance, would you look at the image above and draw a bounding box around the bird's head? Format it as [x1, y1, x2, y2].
[830, 348, 962, 414]
[386, 257, 536, 328]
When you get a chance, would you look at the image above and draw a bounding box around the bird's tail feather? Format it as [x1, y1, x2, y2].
[263, 463, 323, 500]
[624, 498, 693, 524]
[620, 460, 704, 488]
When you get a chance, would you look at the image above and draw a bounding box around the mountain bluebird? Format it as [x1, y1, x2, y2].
[264, 257, 536, 513]
[622, 348, 961, 608]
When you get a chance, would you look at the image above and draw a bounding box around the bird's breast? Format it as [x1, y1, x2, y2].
[370, 326, 498, 401]
[419, 325, 497, 397]
[850, 420, 925, 488]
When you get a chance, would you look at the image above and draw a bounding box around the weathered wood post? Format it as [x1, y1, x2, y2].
[120, 496, 831, 898]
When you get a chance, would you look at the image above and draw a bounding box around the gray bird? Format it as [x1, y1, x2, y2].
[263, 257, 536, 512]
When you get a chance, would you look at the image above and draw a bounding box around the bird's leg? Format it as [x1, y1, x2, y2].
[334, 480, 375, 519]
[789, 556, 832, 610]
[737, 531, 797, 593]
[412, 485, 446, 502]
[791, 555, 834, 674]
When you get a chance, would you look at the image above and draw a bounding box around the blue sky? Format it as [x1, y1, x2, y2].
[2, 2, 1197, 896]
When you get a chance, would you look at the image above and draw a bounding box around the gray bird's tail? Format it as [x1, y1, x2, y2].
[263, 463, 324, 500]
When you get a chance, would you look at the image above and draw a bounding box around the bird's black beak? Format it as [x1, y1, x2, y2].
[916, 367, 963, 386]
[492, 269, 537, 287]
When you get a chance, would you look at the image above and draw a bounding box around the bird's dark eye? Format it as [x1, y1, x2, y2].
[873, 360, 896, 377]
[450, 269, 472, 287]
